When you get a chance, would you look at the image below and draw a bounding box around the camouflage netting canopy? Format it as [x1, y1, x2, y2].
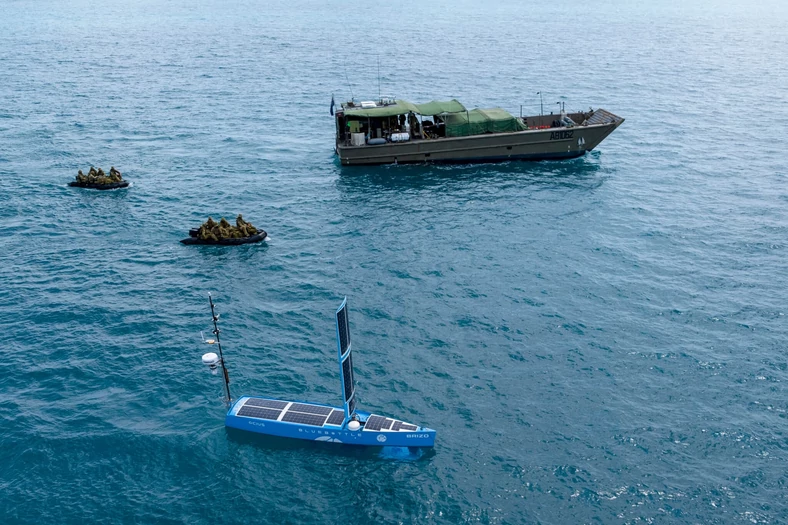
[444, 108, 528, 137]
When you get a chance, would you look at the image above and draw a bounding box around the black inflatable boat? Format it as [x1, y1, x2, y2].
[69, 181, 130, 190]
[180, 230, 268, 245]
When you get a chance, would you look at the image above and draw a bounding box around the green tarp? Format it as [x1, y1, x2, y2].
[343, 100, 419, 118]
[414, 99, 466, 115]
[342, 100, 526, 138]
[444, 108, 528, 137]
[343, 99, 466, 118]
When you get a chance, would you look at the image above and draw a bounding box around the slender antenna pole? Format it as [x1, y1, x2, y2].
[537, 91, 543, 117]
[343, 64, 354, 102]
[377, 56, 381, 102]
[208, 293, 232, 404]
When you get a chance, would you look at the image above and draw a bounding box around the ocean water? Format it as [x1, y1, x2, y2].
[1, 0, 787, 523]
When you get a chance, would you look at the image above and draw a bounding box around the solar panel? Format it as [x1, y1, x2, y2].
[288, 403, 334, 416]
[326, 410, 345, 426]
[244, 398, 289, 410]
[281, 411, 328, 426]
[237, 406, 282, 420]
[336, 301, 350, 356]
[342, 355, 354, 402]
[365, 415, 386, 431]
[391, 421, 403, 431]
[400, 424, 417, 431]
[382, 419, 394, 430]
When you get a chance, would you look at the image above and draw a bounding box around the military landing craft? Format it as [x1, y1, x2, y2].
[333, 97, 624, 165]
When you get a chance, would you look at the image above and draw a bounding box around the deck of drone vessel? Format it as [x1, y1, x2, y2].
[231, 396, 421, 432]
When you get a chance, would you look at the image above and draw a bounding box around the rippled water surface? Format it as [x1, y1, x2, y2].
[2, 0, 788, 523]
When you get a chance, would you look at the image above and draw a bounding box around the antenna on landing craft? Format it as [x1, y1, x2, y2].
[377, 55, 381, 103]
[343, 63, 354, 102]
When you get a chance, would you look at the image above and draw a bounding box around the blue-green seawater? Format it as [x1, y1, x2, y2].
[1, 0, 787, 523]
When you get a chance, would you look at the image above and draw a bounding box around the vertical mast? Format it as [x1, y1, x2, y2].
[335, 297, 356, 423]
[344, 64, 354, 103]
[209, 293, 232, 403]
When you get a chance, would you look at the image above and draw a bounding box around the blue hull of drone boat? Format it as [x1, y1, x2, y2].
[225, 396, 436, 447]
